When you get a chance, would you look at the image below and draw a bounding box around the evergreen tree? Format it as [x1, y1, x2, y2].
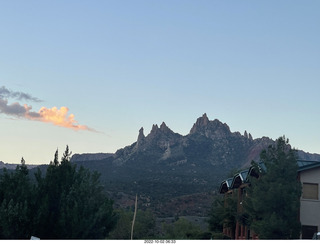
[244, 136, 301, 239]
[0, 158, 34, 239]
[0, 147, 116, 239]
[208, 197, 225, 233]
[33, 146, 116, 239]
[208, 194, 237, 239]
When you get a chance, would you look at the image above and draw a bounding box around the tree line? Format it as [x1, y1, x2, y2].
[0, 146, 212, 240]
[0, 137, 303, 239]
[0, 146, 116, 239]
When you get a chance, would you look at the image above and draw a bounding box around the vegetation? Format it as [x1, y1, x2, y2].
[0, 146, 116, 239]
[0, 136, 305, 240]
[0, 158, 34, 239]
[208, 194, 237, 239]
[207, 136, 303, 240]
[244, 136, 302, 239]
[109, 209, 156, 239]
[162, 217, 211, 240]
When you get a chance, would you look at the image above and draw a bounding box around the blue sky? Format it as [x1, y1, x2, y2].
[0, 0, 319, 164]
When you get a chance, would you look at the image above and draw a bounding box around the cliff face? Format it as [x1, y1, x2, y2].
[70, 153, 114, 162]
[72, 113, 320, 170]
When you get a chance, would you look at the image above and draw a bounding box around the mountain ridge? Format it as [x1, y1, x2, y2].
[71, 113, 320, 168]
[68, 114, 320, 216]
[3, 114, 320, 217]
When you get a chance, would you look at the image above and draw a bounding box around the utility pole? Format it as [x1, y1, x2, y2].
[131, 194, 138, 240]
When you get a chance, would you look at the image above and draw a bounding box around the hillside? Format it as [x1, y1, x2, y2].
[2, 114, 319, 217]
[70, 114, 320, 216]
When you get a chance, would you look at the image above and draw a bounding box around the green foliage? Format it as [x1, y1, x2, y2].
[109, 208, 156, 239]
[0, 158, 34, 239]
[0, 147, 116, 239]
[208, 197, 224, 233]
[162, 218, 203, 239]
[244, 136, 302, 239]
[208, 194, 237, 239]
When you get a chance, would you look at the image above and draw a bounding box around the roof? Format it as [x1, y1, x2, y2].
[297, 160, 320, 172]
[219, 178, 234, 194]
[230, 170, 249, 188]
[219, 159, 320, 194]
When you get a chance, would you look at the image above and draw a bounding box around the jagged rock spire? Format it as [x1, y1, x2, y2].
[137, 127, 145, 141]
[160, 122, 168, 131]
[198, 113, 209, 127]
[150, 124, 159, 134]
[190, 113, 209, 134]
[189, 113, 231, 139]
[136, 127, 145, 148]
[160, 122, 175, 134]
[244, 130, 253, 140]
[249, 133, 253, 140]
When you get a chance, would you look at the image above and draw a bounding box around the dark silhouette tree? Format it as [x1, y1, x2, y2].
[208, 194, 237, 239]
[244, 136, 301, 239]
[0, 158, 34, 239]
[0, 146, 116, 239]
[33, 146, 116, 239]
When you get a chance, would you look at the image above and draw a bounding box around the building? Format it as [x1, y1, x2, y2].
[219, 160, 320, 239]
[298, 161, 320, 239]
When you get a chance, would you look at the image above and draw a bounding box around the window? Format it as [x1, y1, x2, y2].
[302, 183, 319, 200]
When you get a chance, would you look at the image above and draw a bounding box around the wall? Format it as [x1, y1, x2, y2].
[299, 166, 320, 239]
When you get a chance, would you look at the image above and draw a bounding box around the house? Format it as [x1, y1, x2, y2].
[219, 160, 320, 240]
[297, 161, 320, 239]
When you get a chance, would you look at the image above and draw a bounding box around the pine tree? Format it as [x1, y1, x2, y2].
[0, 158, 34, 239]
[33, 146, 116, 239]
[244, 136, 301, 239]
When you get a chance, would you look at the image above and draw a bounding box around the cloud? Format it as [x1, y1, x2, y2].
[0, 86, 96, 132]
[0, 86, 42, 102]
[30, 106, 97, 132]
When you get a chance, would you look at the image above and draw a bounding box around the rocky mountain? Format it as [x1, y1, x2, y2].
[70, 114, 320, 216]
[2, 114, 320, 217]
[73, 113, 280, 170]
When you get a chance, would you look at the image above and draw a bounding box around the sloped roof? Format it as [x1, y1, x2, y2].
[219, 178, 234, 194]
[297, 160, 320, 172]
[218, 160, 320, 194]
[230, 170, 249, 189]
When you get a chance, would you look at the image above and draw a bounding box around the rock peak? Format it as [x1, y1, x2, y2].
[189, 113, 231, 138]
[138, 127, 145, 141]
[160, 122, 168, 131]
[190, 113, 210, 134]
[150, 124, 159, 134]
[199, 113, 209, 126]
[160, 122, 175, 134]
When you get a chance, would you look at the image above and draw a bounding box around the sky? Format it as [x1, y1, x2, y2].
[0, 0, 319, 165]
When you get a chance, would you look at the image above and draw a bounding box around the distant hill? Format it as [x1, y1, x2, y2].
[69, 114, 320, 216]
[0, 161, 38, 170]
[2, 114, 319, 216]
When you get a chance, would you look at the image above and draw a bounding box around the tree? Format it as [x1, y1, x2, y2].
[109, 209, 156, 239]
[243, 136, 301, 239]
[0, 158, 34, 239]
[162, 217, 203, 239]
[33, 146, 117, 239]
[0, 147, 116, 239]
[208, 197, 224, 233]
[208, 194, 237, 239]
